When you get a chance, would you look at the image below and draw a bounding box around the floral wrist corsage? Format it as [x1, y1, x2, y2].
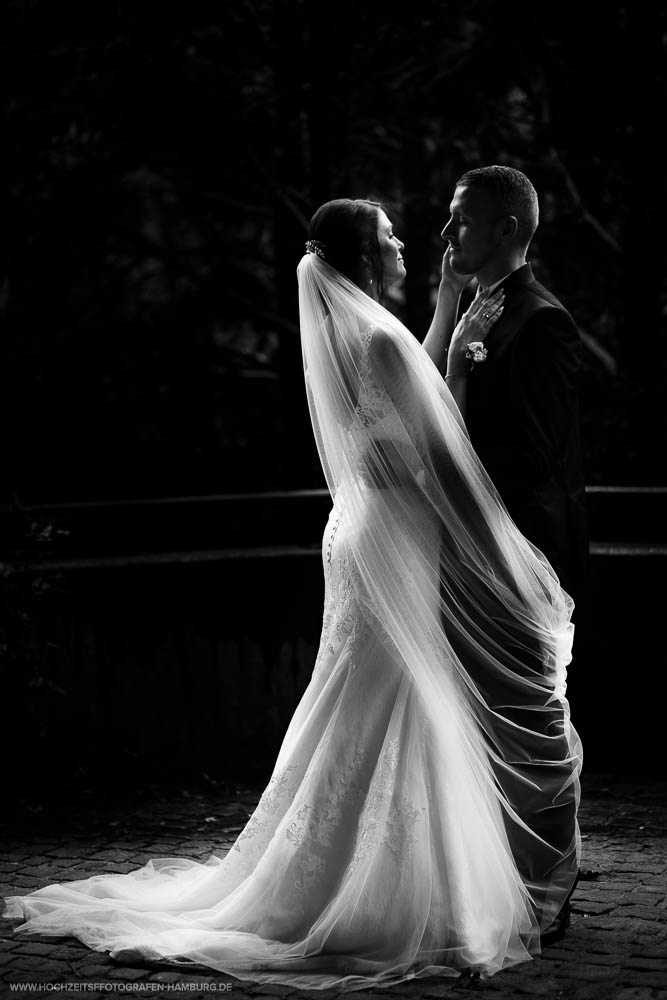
[465, 342, 488, 367]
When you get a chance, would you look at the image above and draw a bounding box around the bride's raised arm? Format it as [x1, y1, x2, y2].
[421, 245, 473, 371]
[422, 250, 504, 417]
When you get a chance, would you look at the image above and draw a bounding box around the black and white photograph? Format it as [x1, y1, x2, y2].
[2, 1, 666, 997]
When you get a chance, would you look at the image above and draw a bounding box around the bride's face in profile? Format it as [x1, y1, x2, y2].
[376, 210, 405, 287]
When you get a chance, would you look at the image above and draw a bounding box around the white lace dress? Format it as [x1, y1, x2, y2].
[3, 330, 550, 991]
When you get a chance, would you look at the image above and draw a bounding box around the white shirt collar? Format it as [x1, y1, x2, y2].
[482, 265, 522, 295]
[484, 272, 512, 295]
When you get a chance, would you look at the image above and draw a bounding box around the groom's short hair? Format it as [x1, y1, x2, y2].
[456, 166, 539, 248]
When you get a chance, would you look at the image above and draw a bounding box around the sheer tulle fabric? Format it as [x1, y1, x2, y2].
[3, 255, 581, 991]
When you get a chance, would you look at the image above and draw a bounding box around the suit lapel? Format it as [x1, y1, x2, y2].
[471, 263, 535, 356]
[455, 264, 534, 324]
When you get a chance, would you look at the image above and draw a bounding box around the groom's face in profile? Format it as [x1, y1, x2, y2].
[441, 185, 504, 277]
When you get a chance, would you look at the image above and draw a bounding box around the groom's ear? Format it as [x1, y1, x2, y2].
[501, 216, 519, 240]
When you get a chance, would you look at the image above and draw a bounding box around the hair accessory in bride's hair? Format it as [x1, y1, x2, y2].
[305, 239, 326, 259]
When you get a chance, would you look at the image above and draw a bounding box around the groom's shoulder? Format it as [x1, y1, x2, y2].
[526, 277, 571, 316]
[510, 271, 578, 341]
[501, 268, 580, 363]
[514, 267, 573, 319]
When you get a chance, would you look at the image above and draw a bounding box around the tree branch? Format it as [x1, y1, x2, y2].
[549, 147, 622, 254]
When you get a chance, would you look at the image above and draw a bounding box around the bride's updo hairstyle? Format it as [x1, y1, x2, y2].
[307, 198, 386, 297]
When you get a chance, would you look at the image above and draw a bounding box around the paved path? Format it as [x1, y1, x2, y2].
[1, 774, 666, 999]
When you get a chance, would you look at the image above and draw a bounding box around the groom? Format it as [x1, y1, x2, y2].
[442, 165, 587, 944]
[443, 165, 588, 605]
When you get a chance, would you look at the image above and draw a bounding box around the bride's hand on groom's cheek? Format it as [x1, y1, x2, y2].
[441, 246, 475, 291]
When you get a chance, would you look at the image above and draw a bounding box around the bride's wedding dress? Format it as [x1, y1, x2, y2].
[3, 256, 581, 992]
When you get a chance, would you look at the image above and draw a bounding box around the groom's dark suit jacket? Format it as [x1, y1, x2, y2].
[462, 263, 588, 603]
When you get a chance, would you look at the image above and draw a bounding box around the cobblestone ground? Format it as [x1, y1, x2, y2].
[1, 774, 666, 1000]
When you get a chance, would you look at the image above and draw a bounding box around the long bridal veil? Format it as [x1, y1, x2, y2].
[3, 252, 581, 992]
[297, 251, 581, 928]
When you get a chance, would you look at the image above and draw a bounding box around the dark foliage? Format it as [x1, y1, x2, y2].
[5, 0, 666, 503]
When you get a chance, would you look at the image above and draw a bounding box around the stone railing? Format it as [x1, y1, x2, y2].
[2, 487, 665, 797]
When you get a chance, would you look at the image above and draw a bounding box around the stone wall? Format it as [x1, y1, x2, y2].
[3, 489, 665, 799]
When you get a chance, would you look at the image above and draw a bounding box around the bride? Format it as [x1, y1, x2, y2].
[3, 198, 581, 992]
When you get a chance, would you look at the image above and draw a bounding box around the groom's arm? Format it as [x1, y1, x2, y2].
[505, 307, 582, 490]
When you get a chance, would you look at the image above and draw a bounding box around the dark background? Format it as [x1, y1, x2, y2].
[5, 0, 666, 506]
[2, 1, 666, 800]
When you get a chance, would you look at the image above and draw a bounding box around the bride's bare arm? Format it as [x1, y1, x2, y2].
[422, 247, 473, 373]
[421, 282, 462, 372]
